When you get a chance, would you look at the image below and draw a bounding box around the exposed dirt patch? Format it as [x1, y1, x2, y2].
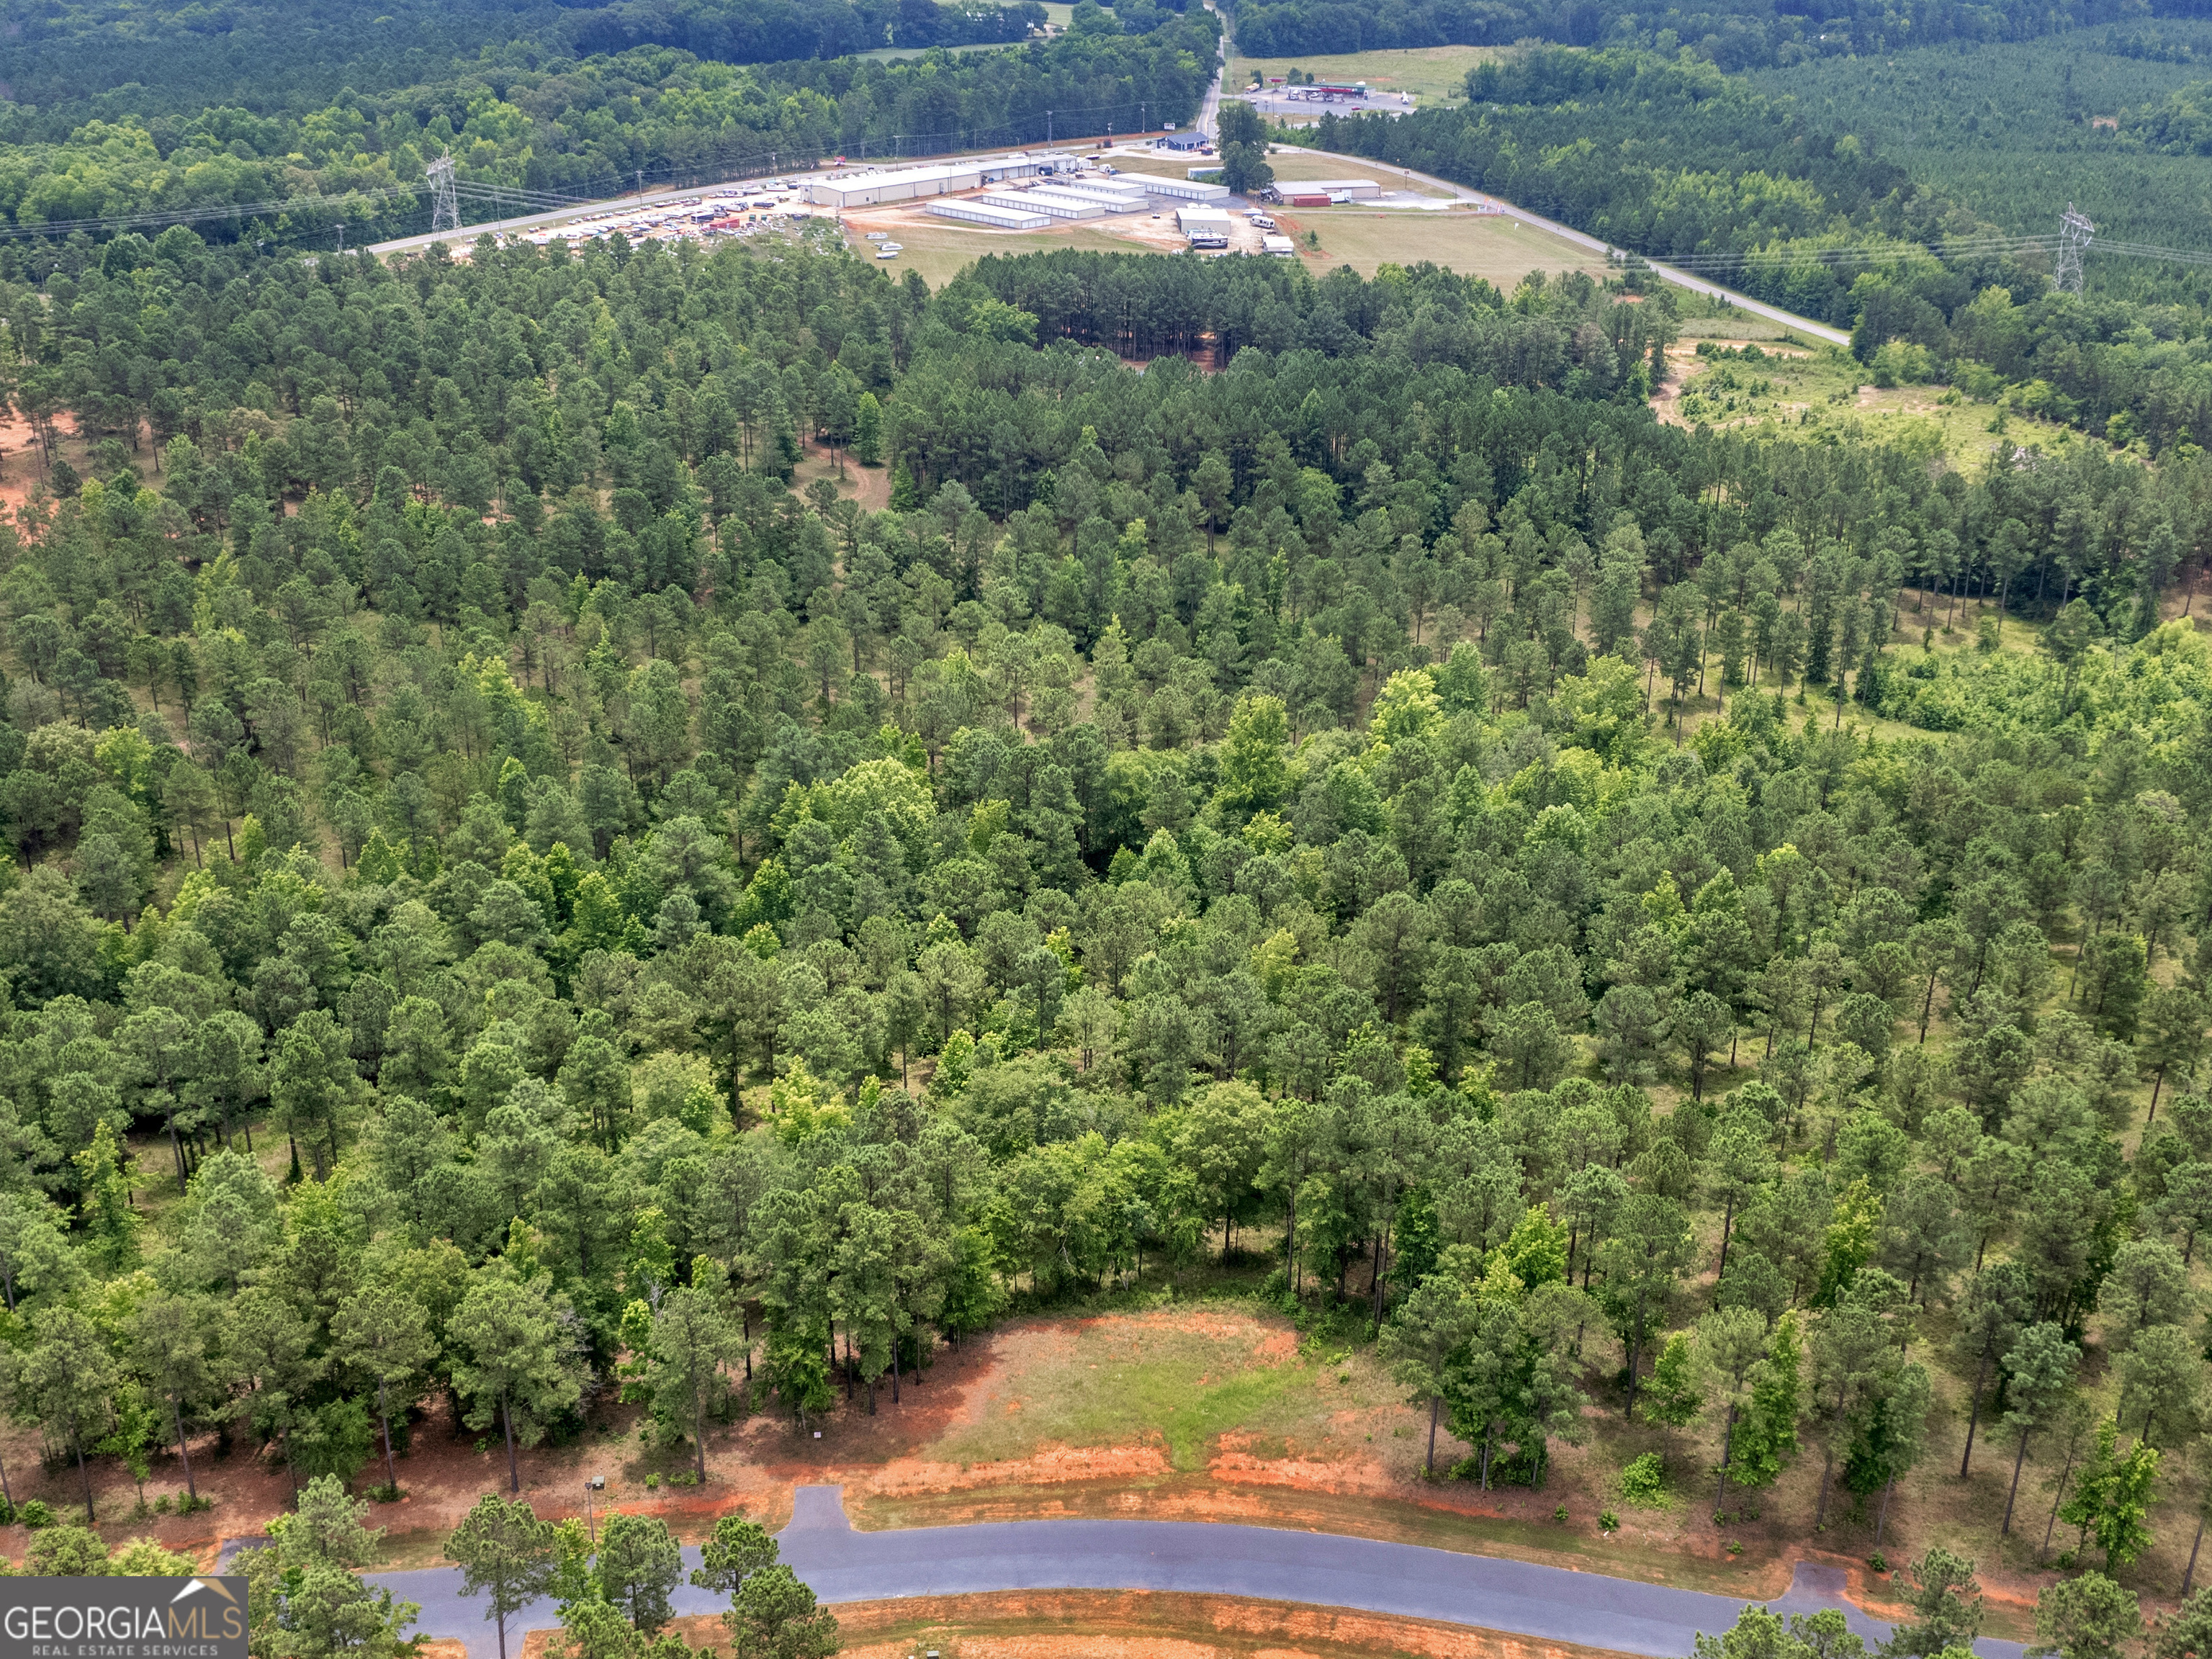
[526, 1591, 1647, 1659]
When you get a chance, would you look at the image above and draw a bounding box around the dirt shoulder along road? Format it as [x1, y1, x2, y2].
[379, 1485, 2026, 1659]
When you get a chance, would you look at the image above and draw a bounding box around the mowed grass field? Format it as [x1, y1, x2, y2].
[848, 218, 1166, 288]
[1280, 207, 1612, 285]
[1227, 44, 1501, 104]
[922, 1313, 1362, 1475]
[860, 207, 1613, 293]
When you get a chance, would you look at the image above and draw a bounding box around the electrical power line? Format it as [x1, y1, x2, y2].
[2055, 204, 2095, 294]
[426, 155, 460, 236]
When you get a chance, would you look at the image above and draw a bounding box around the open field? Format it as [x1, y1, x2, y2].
[526, 1591, 1653, 1659]
[1265, 150, 1456, 197]
[835, 199, 1195, 288]
[1226, 45, 1501, 106]
[1652, 331, 2100, 457]
[853, 38, 1023, 60]
[840, 199, 1615, 293]
[1105, 148, 1455, 197]
[1274, 207, 1611, 285]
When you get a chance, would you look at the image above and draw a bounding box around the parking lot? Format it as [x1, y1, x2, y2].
[1233, 86, 1415, 119]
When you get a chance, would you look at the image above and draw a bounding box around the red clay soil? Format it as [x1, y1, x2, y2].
[523, 1591, 1647, 1659]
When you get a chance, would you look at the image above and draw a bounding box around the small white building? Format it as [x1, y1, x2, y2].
[1177, 206, 1232, 247]
[1262, 233, 1295, 257]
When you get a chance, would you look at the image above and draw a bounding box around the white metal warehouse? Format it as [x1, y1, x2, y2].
[811, 158, 1040, 209]
[1289, 178, 1382, 199]
[1028, 184, 1143, 215]
[1145, 176, 1233, 204]
[1053, 178, 1150, 209]
[976, 189, 1105, 220]
[927, 199, 1053, 230]
[1177, 206, 1233, 246]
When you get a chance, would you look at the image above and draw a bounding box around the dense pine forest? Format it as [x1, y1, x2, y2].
[0, 202, 2208, 1659]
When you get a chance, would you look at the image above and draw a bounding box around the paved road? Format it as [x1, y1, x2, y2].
[320, 1486, 2026, 1659]
[1264, 145, 1851, 346]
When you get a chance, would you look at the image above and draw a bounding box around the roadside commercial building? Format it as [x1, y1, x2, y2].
[810, 157, 1042, 209]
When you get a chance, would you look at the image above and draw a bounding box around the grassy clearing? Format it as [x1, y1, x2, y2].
[1278, 207, 1611, 287]
[851, 39, 1021, 59]
[840, 218, 1167, 289]
[928, 1310, 1371, 1473]
[1226, 45, 1501, 104]
[1657, 335, 2095, 457]
[1264, 150, 1457, 197]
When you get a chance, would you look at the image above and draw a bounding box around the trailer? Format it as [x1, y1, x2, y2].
[1177, 206, 1233, 247]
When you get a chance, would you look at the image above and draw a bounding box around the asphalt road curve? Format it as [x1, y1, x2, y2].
[346, 1487, 2028, 1659]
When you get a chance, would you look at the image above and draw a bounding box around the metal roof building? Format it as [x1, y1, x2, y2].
[1292, 178, 1383, 199]
[976, 189, 1105, 220]
[1177, 206, 1233, 246]
[810, 158, 1041, 209]
[1144, 176, 1233, 203]
[927, 199, 1053, 230]
[1052, 178, 1150, 210]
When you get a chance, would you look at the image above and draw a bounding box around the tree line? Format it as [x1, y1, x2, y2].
[1313, 47, 2212, 457]
[0, 6, 1214, 248]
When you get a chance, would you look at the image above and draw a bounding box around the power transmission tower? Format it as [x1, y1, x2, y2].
[2055, 203, 2094, 295]
[426, 155, 459, 236]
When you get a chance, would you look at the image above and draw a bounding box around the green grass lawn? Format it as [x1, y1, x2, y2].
[1227, 44, 1502, 105]
[930, 1316, 1375, 1473]
[1279, 207, 1612, 287]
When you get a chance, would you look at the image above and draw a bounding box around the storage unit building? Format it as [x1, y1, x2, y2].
[927, 199, 1053, 230]
[1027, 185, 1135, 215]
[1145, 176, 1233, 203]
[1177, 207, 1233, 246]
[1052, 179, 1150, 210]
[1261, 233, 1296, 256]
[975, 189, 1105, 220]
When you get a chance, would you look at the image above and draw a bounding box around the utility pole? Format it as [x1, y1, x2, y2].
[2055, 203, 2094, 295]
[426, 155, 459, 236]
[335, 221, 346, 256]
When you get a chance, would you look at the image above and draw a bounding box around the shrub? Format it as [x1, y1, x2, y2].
[1599, 1508, 1620, 1534]
[1619, 1452, 1668, 1508]
[19, 1501, 53, 1529]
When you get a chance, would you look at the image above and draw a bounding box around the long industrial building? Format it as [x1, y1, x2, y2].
[927, 199, 1053, 230]
[976, 189, 1105, 220]
[1053, 178, 1151, 210]
[810, 153, 1074, 209]
[1143, 176, 1233, 204]
[1032, 184, 1145, 215]
[1292, 177, 1382, 199]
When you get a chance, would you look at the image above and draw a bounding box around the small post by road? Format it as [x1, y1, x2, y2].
[585, 1475, 606, 1542]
